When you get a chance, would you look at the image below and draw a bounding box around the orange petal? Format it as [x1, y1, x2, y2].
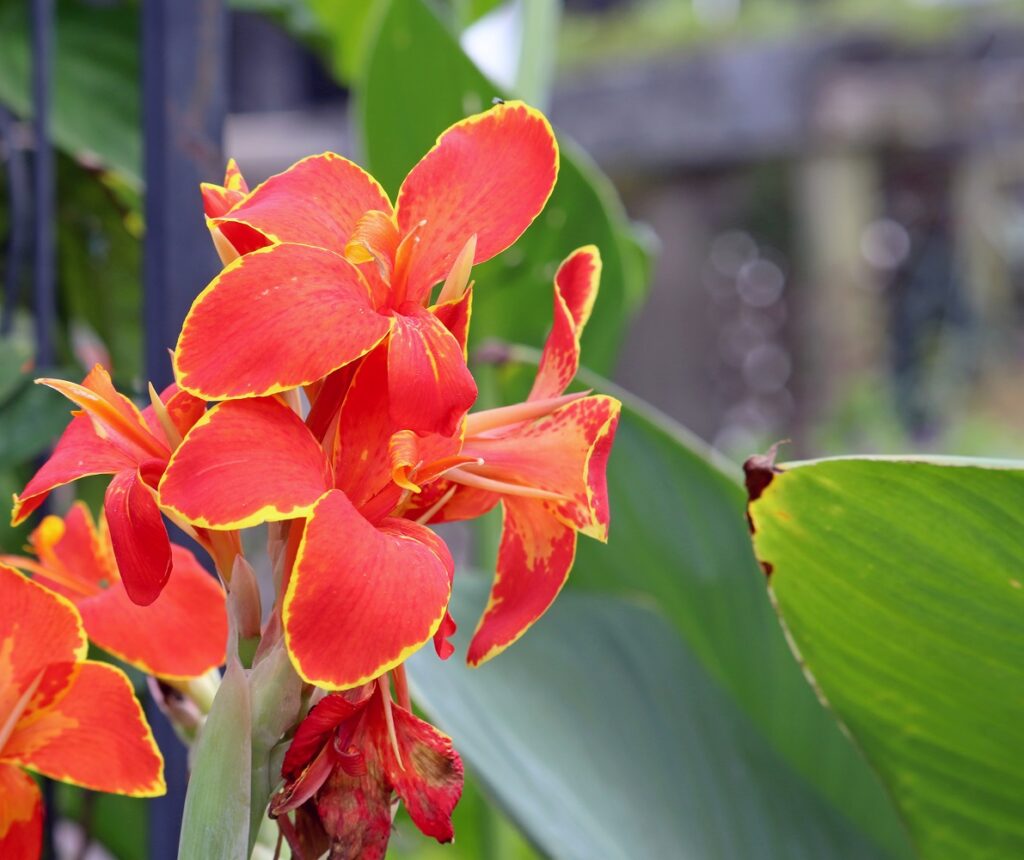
[0, 764, 42, 859]
[466, 497, 577, 667]
[12, 414, 135, 526]
[387, 306, 477, 437]
[396, 101, 558, 302]
[283, 491, 453, 690]
[39, 366, 168, 462]
[529, 246, 602, 401]
[213, 152, 392, 255]
[78, 544, 226, 680]
[173, 243, 393, 401]
[141, 383, 205, 445]
[104, 468, 172, 606]
[160, 398, 332, 529]
[344, 209, 400, 284]
[0, 565, 87, 725]
[3, 661, 165, 797]
[462, 395, 620, 540]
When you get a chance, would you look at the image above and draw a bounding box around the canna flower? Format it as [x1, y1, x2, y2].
[1, 502, 226, 680]
[406, 246, 620, 665]
[158, 345, 466, 690]
[270, 680, 462, 860]
[10, 366, 237, 605]
[173, 100, 558, 436]
[0, 564, 165, 858]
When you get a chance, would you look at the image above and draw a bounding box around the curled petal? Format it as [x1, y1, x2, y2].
[12, 415, 135, 526]
[530, 246, 602, 401]
[344, 210, 400, 284]
[396, 101, 559, 302]
[104, 469, 172, 606]
[388, 306, 477, 437]
[214, 153, 392, 255]
[160, 398, 332, 529]
[174, 244, 393, 401]
[467, 497, 577, 667]
[3, 661, 165, 797]
[283, 491, 453, 690]
[0, 764, 42, 859]
[280, 689, 373, 781]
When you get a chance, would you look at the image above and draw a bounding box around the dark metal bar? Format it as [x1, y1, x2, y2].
[0, 106, 31, 335]
[31, 0, 55, 367]
[142, 3, 227, 857]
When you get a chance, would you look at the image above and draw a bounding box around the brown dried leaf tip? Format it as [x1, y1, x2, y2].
[742, 441, 787, 550]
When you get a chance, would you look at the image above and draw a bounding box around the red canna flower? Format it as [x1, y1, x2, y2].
[0, 564, 165, 859]
[159, 346, 464, 691]
[1, 503, 226, 680]
[270, 680, 462, 860]
[172, 100, 558, 436]
[10, 365, 240, 606]
[407, 246, 621, 665]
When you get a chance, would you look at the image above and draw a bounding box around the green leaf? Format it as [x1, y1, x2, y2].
[0, 0, 140, 185]
[358, 0, 648, 374]
[492, 358, 913, 858]
[409, 583, 886, 859]
[748, 457, 1024, 858]
[178, 658, 252, 860]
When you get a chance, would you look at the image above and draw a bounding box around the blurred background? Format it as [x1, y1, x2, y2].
[3, 0, 1024, 857]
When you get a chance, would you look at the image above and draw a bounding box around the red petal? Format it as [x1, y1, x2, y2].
[12, 414, 134, 525]
[174, 244, 392, 400]
[430, 285, 473, 357]
[463, 395, 620, 539]
[466, 497, 577, 666]
[4, 661, 165, 797]
[104, 469, 172, 606]
[214, 153, 392, 255]
[0, 564, 87, 722]
[283, 491, 453, 690]
[78, 543, 227, 680]
[530, 246, 602, 401]
[0, 765, 43, 859]
[160, 398, 331, 529]
[388, 306, 477, 437]
[396, 101, 558, 301]
[281, 690, 372, 780]
[379, 704, 463, 843]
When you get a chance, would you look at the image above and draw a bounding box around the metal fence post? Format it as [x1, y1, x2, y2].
[142, 1, 227, 856]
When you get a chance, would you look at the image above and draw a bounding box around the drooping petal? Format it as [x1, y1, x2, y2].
[214, 153, 392, 255]
[377, 704, 463, 842]
[3, 661, 165, 797]
[12, 414, 135, 525]
[104, 469, 172, 606]
[77, 544, 227, 680]
[466, 496, 577, 667]
[160, 398, 332, 529]
[0, 764, 42, 859]
[530, 246, 602, 401]
[283, 491, 453, 690]
[462, 395, 620, 539]
[388, 306, 477, 437]
[0, 564, 86, 721]
[316, 746, 392, 859]
[396, 101, 558, 302]
[173, 244, 393, 400]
